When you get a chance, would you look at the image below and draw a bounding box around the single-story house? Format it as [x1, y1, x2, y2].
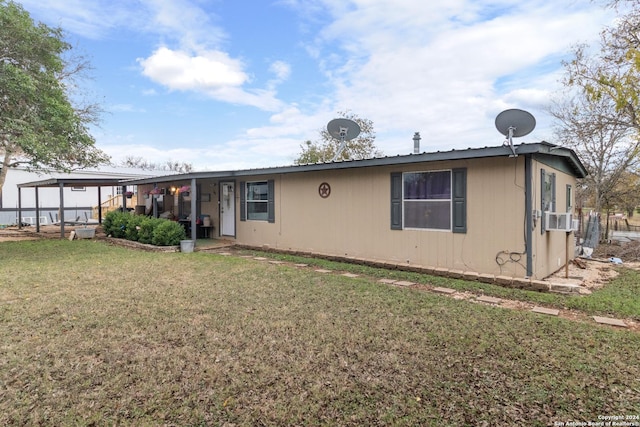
[126, 141, 587, 280]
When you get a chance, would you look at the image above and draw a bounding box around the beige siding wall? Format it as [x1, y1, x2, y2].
[235, 157, 534, 278]
[531, 160, 577, 278]
[138, 154, 577, 280]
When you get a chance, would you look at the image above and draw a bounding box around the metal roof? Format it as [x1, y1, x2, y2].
[121, 142, 587, 186]
[17, 177, 138, 189]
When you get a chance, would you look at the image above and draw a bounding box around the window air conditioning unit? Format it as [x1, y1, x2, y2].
[545, 212, 575, 232]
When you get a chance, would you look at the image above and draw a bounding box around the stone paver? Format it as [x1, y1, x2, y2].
[314, 269, 332, 273]
[549, 283, 582, 294]
[476, 295, 501, 304]
[342, 273, 359, 278]
[268, 260, 284, 265]
[532, 306, 560, 316]
[379, 279, 397, 284]
[294, 263, 309, 267]
[432, 287, 456, 294]
[253, 257, 268, 261]
[593, 316, 628, 328]
[218, 252, 232, 256]
[394, 280, 415, 287]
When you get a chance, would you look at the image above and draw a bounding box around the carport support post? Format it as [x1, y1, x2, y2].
[565, 231, 570, 278]
[190, 178, 197, 242]
[17, 188, 22, 229]
[98, 187, 103, 224]
[59, 182, 65, 238]
[35, 187, 40, 232]
[121, 185, 127, 211]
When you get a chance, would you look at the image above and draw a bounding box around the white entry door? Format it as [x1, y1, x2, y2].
[220, 182, 235, 237]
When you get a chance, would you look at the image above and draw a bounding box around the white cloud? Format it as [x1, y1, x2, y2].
[137, 47, 286, 111]
[138, 47, 248, 90]
[25, 0, 622, 168]
[17, 1, 138, 39]
[291, 0, 615, 153]
[269, 60, 292, 82]
[139, 0, 227, 50]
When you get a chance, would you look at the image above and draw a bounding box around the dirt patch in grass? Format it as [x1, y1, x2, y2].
[547, 257, 619, 291]
[1, 240, 639, 426]
[594, 240, 640, 262]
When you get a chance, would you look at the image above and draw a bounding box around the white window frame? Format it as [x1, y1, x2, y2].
[402, 169, 452, 231]
[246, 181, 269, 221]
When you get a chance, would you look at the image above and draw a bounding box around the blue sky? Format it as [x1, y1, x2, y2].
[18, 0, 615, 171]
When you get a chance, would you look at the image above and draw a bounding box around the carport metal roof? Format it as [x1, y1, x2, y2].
[17, 177, 129, 188]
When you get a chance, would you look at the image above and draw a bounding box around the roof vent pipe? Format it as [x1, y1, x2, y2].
[413, 132, 421, 154]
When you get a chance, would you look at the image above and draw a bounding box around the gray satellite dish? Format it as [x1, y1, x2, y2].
[495, 109, 536, 157]
[327, 118, 361, 161]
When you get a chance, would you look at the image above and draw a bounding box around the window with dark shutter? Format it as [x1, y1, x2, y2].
[541, 169, 556, 234]
[391, 169, 466, 232]
[241, 180, 275, 222]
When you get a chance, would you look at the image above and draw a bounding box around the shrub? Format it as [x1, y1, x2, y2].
[152, 220, 187, 246]
[103, 210, 131, 238]
[125, 215, 146, 241]
[138, 217, 162, 244]
[103, 211, 185, 246]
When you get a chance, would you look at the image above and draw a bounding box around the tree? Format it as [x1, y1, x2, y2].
[0, 0, 109, 201]
[551, 0, 640, 229]
[119, 156, 194, 173]
[562, 1, 640, 132]
[609, 171, 640, 217]
[294, 111, 381, 164]
[550, 92, 640, 214]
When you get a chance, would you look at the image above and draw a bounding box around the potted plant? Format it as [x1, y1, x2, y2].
[124, 191, 134, 199]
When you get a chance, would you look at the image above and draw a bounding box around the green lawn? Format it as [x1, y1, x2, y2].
[1, 240, 639, 426]
[249, 250, 640, 321]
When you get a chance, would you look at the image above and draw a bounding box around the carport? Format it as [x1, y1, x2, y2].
[16, 178, 132, 238]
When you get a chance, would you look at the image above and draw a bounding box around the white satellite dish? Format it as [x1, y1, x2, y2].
[495, 109, 536, 157]
[327, 118, 361, 161]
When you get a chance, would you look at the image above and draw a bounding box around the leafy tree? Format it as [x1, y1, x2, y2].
[119, 156, 194, 173]
[562, 0, 640, 131]
[609, 171, 640, 217]
[550, 93, 639, 214]
[294, 111, 381, 164]
[551, 0, 640, 225]
[0, 0, 109, 201]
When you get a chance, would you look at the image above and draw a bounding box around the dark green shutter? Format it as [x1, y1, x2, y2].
[551, 173, 556, 212]
[452, 168, 467, 233]
[390, 172, 403, 230]
[267, 179, 275, 223]
[240, 181, 246, 221]
[566, 184, 572, 212]
[540, 169, 546, 234]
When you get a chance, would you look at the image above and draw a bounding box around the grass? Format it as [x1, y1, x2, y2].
[1, 240, 639, 426]
[245, 250, 640, 321]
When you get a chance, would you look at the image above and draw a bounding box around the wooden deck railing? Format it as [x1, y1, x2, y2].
[92, 194, 138, 219]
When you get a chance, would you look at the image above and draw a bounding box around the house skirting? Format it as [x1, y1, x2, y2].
[233, 244, 572, 293]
